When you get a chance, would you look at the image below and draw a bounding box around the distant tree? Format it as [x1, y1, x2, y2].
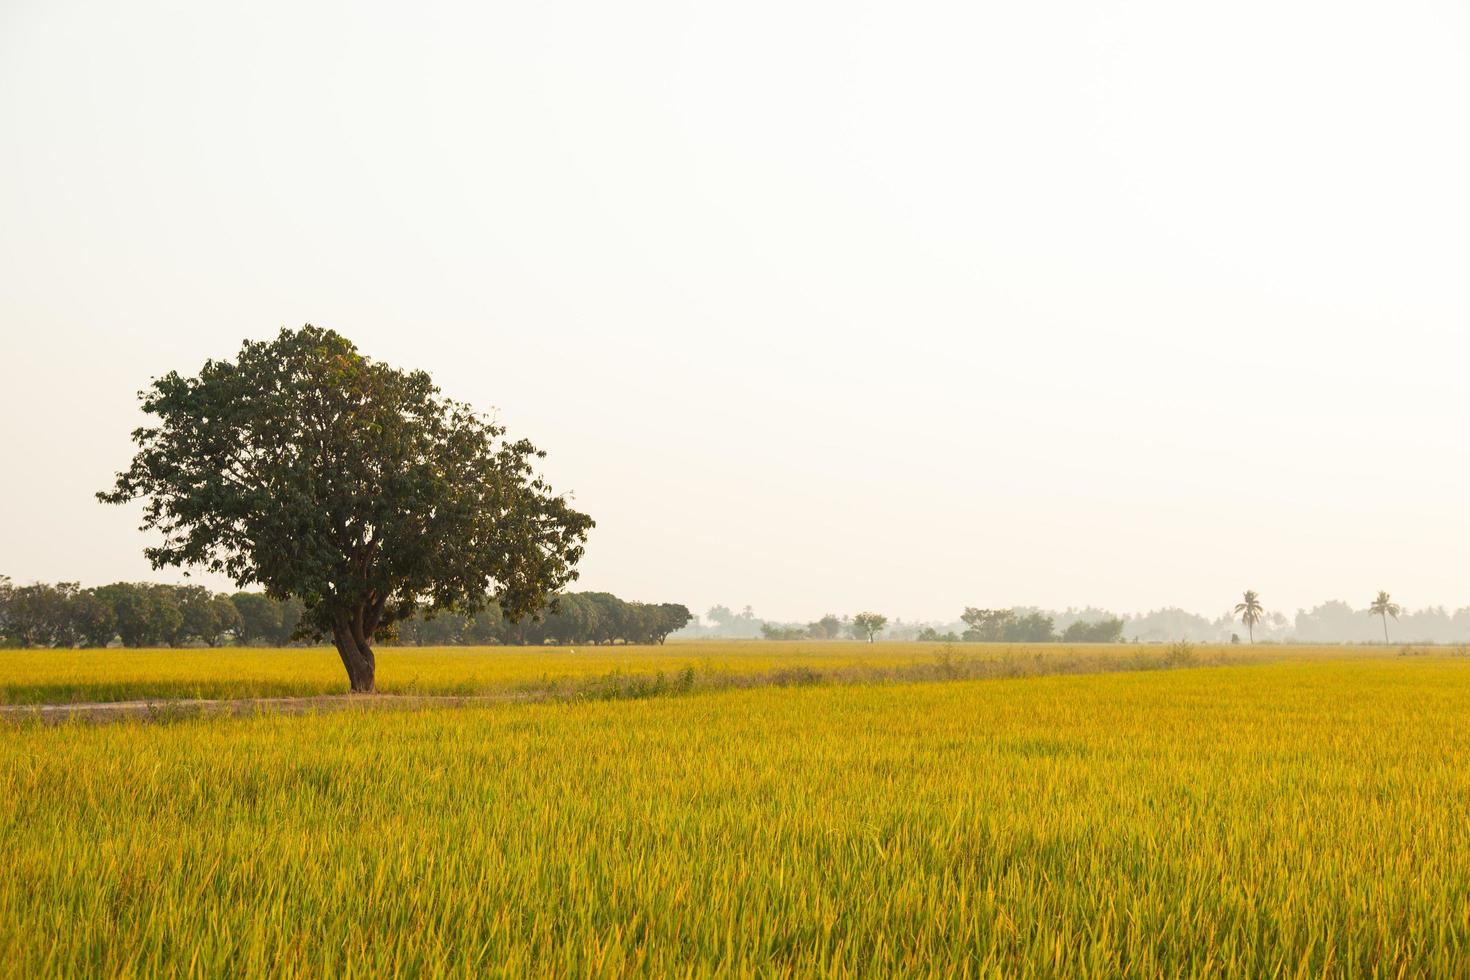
[98, 326, 592, 691]
[852, 612, 887, 643]
[171, 586, 241, 646]
[807, 614, 845, 640]
[1234, 590, 1264, 644]
[71, 590, 118, 647]
[960, 608, 1014, 642]
[1368, 590, 1402, 644]
[396, 610, 467, 646]
[1061, 617, 1124, 643]
[231, 592, 282, 646]
[93, 584, 157, 647]
[761, 622, 808, 641]
[1004, 611, 1057, 643]
[1293, 600, 1369, 643]
[700, 604, 763, 639]
[464, 601, 504, 645]
[540, 594, 598, 645]
[2, 583, 82, 647]
[624, 603, 660, 645]
[651, 603, 693, 645]
[0, 576, 11, 643]
[583, 593, 628, 645]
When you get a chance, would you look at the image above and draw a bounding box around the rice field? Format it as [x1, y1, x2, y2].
[3, 651, 1468, 976]
[0, 640, 1280, 705]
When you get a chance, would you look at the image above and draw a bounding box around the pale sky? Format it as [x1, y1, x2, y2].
[3, 0, 1469, 623]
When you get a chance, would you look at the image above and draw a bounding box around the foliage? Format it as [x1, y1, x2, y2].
[851, 611, 887, 642]
[806, 614, 846, 640]
[1006, 611, 1057, 643]
[98, 326, 592, 691]
[2, 582, 85, 647]
[960, 607, 1013, 642]
[1061, 617, 1125, 643]
[395, 593, 692, 647]
[1234, 590, 1266, 643]
[1368, 590, 1402, 643]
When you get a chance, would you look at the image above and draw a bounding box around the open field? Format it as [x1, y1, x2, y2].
[0, 640, 1363, 706]
[4, 653, 1470, 975]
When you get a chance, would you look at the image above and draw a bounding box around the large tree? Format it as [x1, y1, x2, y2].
[100, 326, 593, 692]
[1368, 590, 1401, 644]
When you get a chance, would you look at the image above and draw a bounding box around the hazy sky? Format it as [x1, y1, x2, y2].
[3, 0, 1469, 623]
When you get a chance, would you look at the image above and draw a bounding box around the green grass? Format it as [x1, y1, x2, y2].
[3, 656, 1468, 975]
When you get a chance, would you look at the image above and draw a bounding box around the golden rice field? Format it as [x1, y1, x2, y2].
[0, 640, 1278, 705]
[3, 649, 1469, 976]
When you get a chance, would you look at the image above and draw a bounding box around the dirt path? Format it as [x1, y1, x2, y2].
[0, 692, 548, 724]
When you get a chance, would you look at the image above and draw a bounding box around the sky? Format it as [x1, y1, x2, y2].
[2, 0, 1469, 623]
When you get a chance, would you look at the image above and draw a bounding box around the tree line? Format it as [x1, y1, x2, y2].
[685, 593, 1452, 644]
[916, 608, 1126, 644]
[397, 592, 693, 646]
[735, 607, 1124, 644]
[0, 577, 690, 649]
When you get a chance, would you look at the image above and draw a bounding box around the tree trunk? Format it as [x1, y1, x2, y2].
[1382, 615, 1389, 644]
[332, 613, 377, 693]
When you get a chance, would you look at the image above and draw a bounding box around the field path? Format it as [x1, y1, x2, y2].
[0, 691, 548, 723]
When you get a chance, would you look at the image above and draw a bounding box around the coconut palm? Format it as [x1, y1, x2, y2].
[1234, 590, 1264, 643]
[1368, 590, 1401, 644]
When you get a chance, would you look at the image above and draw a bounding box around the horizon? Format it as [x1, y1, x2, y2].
[1, 568, 1456, 631]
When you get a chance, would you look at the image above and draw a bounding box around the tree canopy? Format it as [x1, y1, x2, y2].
[99, 326, 593, 691]
[852, 612, 887, 643]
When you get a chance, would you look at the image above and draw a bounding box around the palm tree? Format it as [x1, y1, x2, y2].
[1234, 590, 1264, 643]
[1368, 590, 1401, 644]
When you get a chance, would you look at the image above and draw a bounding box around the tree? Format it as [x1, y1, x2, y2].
[651, 603, 693, 644]
[543, 594, 600, 645]
[2, 583, 82, 647]
[1061, 617, 1124, 643]
[852, 611, 887, 643]
[99, 326, 593, 691]
[231, 592, 283, 646]
[581, 593, 627, 645]
[807, 614, 845, 640]
[71, 590, 118, 647]
[761, 622, 808, 641]
[0, 576, 11, 644]
[1368, 590, 1402, 644]
[1234, 590, 1264, 644]
[92, 587, 168, 646]
[1004, 611, 1057, 643]
[960, 607, 1015, 642]
[464, 601, 503, 645]
[173, 586, 241, 646]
